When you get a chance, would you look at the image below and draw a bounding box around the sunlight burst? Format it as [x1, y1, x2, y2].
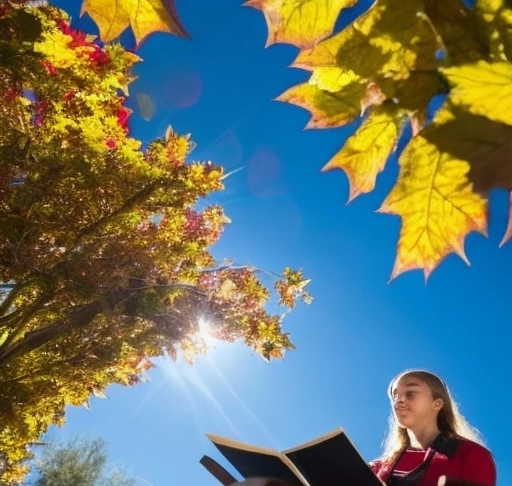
[196, 316, 217, 347]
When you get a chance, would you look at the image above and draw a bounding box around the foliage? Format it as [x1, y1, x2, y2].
[76, 0, 512, 279]
[244, 0, 359, 48]
[31, 436, 135, 486]
[247, 0, 512, 279]
[80, 0, 190, 45]
[0, 3, 310, 482]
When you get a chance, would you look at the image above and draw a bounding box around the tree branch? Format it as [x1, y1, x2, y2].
[0, 289, 133, 365]
[0, 281, 210, 366]
[73, 179, 164, 248]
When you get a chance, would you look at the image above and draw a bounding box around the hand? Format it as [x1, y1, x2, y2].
[437, 476, 490, 486]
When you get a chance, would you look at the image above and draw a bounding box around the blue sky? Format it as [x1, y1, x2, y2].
[46, 1, 512, 485]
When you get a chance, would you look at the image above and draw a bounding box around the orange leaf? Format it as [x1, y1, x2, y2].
[378, 134, 488, 280]
[80, 0, 190, 45]
[244, 0, 357, 48]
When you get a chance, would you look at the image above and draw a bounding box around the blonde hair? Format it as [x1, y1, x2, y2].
[381, 369, 485, 464]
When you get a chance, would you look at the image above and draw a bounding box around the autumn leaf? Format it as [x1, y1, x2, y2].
[279, 0, 441, 131]
[501, 192, 512, 247]
[475, 0, 512, 61]
[390, 72, 447, 113]
[244, 0, 357, 48]
[275, 268, 312, 309]
[378, 133, 487, 280]
[293, 0, 438, 83]
[424, 107, 512, 193]
[424, 0, 487, 65]
[253, 0, 511, 278]
[323, 104, 406, 201]
[91, 387, 108, 399]
[277, 81, 369, 128]
[442, 61, 512, 125]
[80, 0, 190, 44]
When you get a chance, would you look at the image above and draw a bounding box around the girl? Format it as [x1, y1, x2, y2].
[371, 370, 496, 486]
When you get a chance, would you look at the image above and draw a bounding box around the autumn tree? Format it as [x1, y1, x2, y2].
[0, 3, 310, 482]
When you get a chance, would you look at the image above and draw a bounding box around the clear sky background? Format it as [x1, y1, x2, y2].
[46, 1, 512, 485]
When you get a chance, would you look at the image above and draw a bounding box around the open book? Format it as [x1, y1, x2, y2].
[205, 427, 385, 486]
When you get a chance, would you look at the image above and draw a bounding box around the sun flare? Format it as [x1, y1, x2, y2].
[196, 316, 217, 347]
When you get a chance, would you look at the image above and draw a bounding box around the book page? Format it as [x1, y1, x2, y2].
[281, 427, 346, 455]
[206, 433, 311, 486]
[283, 429, 385, 486]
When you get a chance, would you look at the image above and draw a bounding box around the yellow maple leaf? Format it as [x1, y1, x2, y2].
[442, 61, 512, 126]
[475, 0, 512, 60]
[378, 134, 487, 280]
[293, 0, 438, 84]
[80, 0, 190, 45]
[276, 81, 372, 128]
[278, 0, 440, 136]
[388, 72, 445, 112]
[424, 106, 512, 193]
[323, 105, 407, 201]
[418, 106, 512, 248]
[424, 0, 487, 64]
[244, 0, 357, 48]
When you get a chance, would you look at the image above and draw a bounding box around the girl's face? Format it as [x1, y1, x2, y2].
[391, 375, 443, 431]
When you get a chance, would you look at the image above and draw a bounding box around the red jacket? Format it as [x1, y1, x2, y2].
[370, 435, 496, 486]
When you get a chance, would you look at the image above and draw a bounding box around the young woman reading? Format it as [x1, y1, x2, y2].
[371, 369, 496, 486]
